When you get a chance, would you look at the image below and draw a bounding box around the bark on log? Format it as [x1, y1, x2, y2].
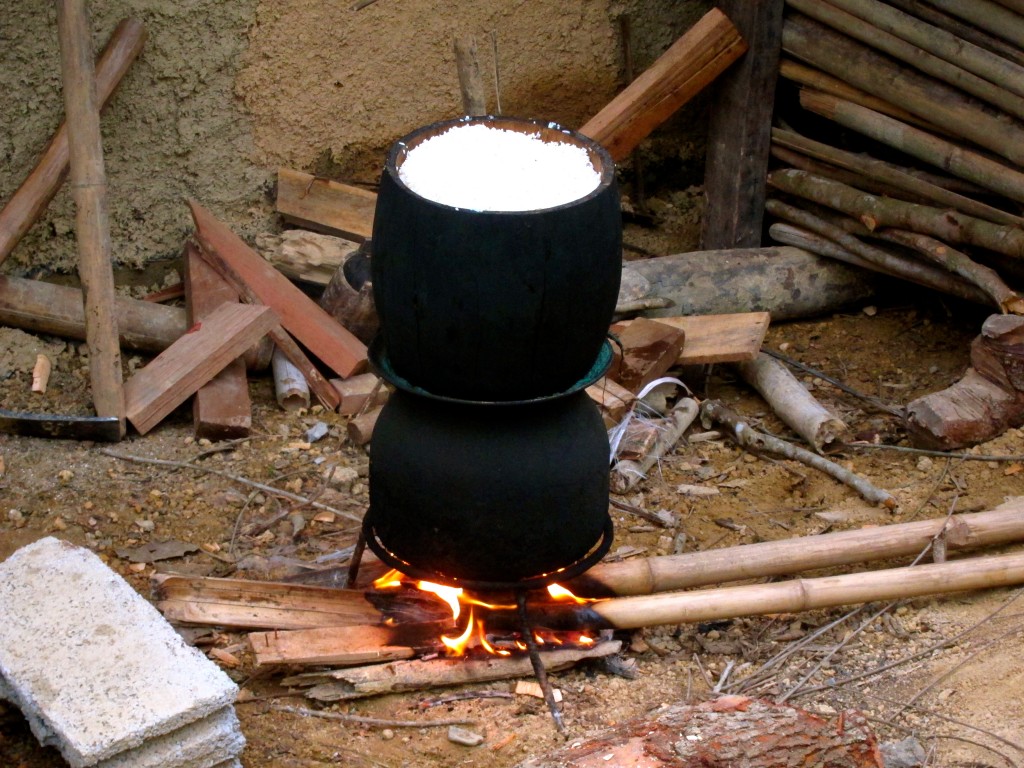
[799, 90, 1024, 205]
[828, 0, 1024, 99]
[735, 352, 849, 451]
[515, 697, 883, 768]
[0, 19, 146, 264]
[621, 246, 878, 322]
[783, 13, 1024, 167]
[789, 0, 1024, 121]
[568, 498, 1024, 597]
[767, 169, 1024, 261]
[771, 127, 1024, 227]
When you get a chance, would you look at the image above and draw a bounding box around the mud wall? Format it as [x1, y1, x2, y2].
[0, 0, 709, 276]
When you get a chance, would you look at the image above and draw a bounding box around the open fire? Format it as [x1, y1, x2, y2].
[371, 569, 600, 657]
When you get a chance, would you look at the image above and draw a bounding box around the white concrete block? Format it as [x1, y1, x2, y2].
[97, 706, 244, 768]
[0, 537, 239, 768]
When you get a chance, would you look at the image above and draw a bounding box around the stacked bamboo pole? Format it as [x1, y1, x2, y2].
[768, 0, 1024, 315]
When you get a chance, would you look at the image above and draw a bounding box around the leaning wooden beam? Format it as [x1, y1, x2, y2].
[57, 0, 126, 434]
[789, 0, 1024, 121]
[123, 303, 277, 435]
[184, 242, 252, 440]
[579, 8, 747, 161]
[286, 640, 622, 702]
[189, 199, 367, 378]
[276, 168, 376, 241]
[568, 498, 1024, 597]
[0, 18, 146, 264]
[783, 13, 1024, 167]
[735, 352, 849, 452]
[0, 275, 185, 353]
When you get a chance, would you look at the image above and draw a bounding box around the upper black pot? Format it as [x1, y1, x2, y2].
[370, 115, 622, 402]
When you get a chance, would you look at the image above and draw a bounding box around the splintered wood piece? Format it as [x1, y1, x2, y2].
[585, 377, 636, 427]
[184, 243, 252, 440]
[517, 697, 883, 768]
[123, 303, 277, 435]
[331, 372, 389, 416]
[189, 199, 367, 378]
[249, 622, 447, 667]
[276, 168, 376, 241]
[627, 312, 770, 365]
[608, 317, 685, 393]
[579, 8, 747, 161]
[153, 575, 382, 630]
[256, 229, 362, 286]
[285, 640, 622, 702]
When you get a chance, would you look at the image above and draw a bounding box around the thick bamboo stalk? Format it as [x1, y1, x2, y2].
[788, 0, 1024, 120]
[735, 352, 849, 451]
[801, 90, 1024, 206]
[765, 198, 992, 306]
[783, 13, 1024, 167]
[579, 8, 746, 161]
[926, 0, 1024, 49]
[767, 168, 1024, 261]
[57, 0, 125, 433]
[568, 499, 1024, 597]
[577, 550, 1024, 630]
[772, 128, 1024, 227]
[828, 0, 1024, 99]
[0, 18, 146, 264]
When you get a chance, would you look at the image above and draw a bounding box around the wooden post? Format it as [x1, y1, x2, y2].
[56, 0, 125, 436]
[701, 0, 784, 249]
[453, 36, 487, 115]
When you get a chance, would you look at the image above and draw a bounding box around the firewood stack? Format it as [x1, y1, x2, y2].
[766, 0, 1024, 315]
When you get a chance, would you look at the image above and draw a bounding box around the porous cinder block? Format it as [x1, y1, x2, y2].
[0, 537, 239, 768]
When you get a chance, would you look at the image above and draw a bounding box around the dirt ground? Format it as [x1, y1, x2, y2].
[2, 227, 1024, 767]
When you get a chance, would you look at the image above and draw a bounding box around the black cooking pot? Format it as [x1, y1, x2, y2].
[370, 115, 622, 402]
[364, 389, 613, 587]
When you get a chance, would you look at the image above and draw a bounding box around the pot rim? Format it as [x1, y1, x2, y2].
[383, 115, 617, 215]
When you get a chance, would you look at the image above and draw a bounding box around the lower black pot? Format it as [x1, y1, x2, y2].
[364, 389, 613, 588]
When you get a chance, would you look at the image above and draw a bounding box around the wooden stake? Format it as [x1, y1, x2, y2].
[56, 0, 125, 435]
[0, 18, 146, 264]
[454, 36, 487, 115]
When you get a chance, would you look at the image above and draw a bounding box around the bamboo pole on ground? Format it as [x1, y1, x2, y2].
[783, 13, 1024, 168]
[0, 18, 146, 264]
[56, 0, 125, 434]
[788, 0, 1024, 121]
[568, 499, 1024, 597]
[800, 90, 1024, 206]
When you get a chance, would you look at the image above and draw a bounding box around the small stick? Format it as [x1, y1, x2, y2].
[517, 591, 566, 735]
[453, 36, 487, 116]
[31, 354, 52, 393]
[346, 530, 368, 588]
[273, 703, 474, 728]
[490, 30, 502, 114]
[699, 399, 897, 508]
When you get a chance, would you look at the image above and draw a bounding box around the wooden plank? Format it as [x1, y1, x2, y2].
[608, 318, 685, 393]
[586, 376, 636, 427]
[153, 575, 383, 630]
[123, 303, 277, 435]
[189, 199, 367, 378]
[184, 243, 252, 440]
[330, 372, 388, 416]
[57, 0, 126, 435]
[579, 8, 747, 161]
[700, 0, 785, 249]
[276, 168, 376, 241]
[632, 312, 770, 365]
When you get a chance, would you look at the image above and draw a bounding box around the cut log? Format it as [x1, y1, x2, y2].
[0, 18, 146, 264]
[57, 0, 125, 434]
[621, 246, 878, 321]
[579, 8, 747, 161]
[189, 199, 367, 378]
[249, 622, 447, 667]
[0, 275, 185, 353]
[567, 498, 1024, 597]
[153, 575, 382, 630]
[973, 314, 1024, 391]
[286, 640, 621, 702]
[319, 243, 378, 345]
[331, 372, 388, 416]
[276, 168, 376, 241]
[256, 230, 362, 285]
[516, 697, 883, 768]
[347, 406, 382, 446]
[123, 303, 277, 435]
[607, 318, 685, 393]
[735, 352, 849, 452]
[184, 243, 252, 440]
[700, 0, 784, 249]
